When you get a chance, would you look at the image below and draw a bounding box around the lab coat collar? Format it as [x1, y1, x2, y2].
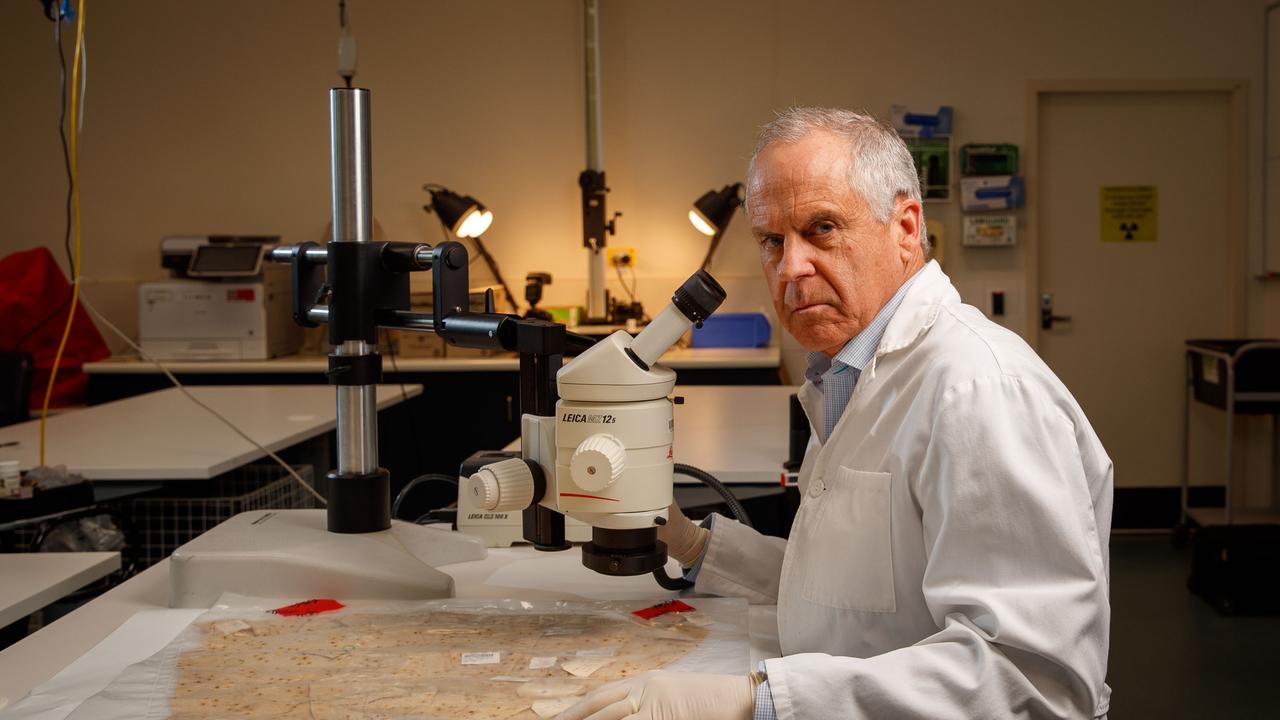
[872, 259, 952, 367]
[795, 259, 952, 432]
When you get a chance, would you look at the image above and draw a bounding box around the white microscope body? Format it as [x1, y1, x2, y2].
[464, 271, 725, 575]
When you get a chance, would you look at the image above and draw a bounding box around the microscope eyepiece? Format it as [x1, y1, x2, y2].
[671, 269, 726, 327]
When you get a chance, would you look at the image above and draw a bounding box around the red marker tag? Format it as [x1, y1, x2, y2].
[632, 599, 695, 620]
[271, 599, 345, 617]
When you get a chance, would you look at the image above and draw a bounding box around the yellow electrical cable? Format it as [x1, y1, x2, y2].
[39, 0, 86, 467]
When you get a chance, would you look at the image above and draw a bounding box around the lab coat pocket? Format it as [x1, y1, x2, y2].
[798, 467, 896, 613]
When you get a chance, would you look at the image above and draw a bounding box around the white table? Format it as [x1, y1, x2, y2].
[502, 386, 803, 485]
[83, 347, 781, 375]
[0, 385, 421, 480]
[0, 553, 121, 629]
[671, 385, 799, 484]
[0, 546, 779, 715]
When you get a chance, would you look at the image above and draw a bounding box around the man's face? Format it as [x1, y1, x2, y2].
[747, 130, 922, 356]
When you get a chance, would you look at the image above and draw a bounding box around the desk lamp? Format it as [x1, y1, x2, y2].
[690, 183, 744, 270]
[423, 185, 518, 313]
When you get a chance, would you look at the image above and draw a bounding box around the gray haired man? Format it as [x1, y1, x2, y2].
[559, 108, 1112, 720]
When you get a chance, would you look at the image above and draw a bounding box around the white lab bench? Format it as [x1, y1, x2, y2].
[0, 552, 121, 629]
[0, 385, 422, 480]
[0, 384, 796, 713]
[0, 545, 780, 716]
[82, 347, 781, 376]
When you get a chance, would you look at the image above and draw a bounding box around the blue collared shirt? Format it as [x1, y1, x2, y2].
[736, 269, 922, 720]
[805, 268, 922, 442]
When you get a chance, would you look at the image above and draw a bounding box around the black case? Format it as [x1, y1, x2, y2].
[1187, 524, 1280, 615]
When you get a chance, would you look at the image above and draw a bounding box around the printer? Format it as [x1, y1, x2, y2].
[139, 236, 302, 360]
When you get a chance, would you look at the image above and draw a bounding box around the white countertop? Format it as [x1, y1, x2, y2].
[503, 386, 802, 485]
[0, 385, 421, 480]
[83, 346, 781, 374]
[0, 544, 779, 713]
[0, 553, 121, 629]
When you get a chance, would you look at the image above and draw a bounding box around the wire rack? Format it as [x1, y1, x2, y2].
[125, 464, 320, 568]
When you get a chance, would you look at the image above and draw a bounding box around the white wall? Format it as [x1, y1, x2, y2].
[2, 0, 1278, 380]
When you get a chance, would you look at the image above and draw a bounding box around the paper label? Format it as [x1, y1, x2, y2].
[271, 599, 345, 617]
[542, 627, 584, 636]
[461, 651, 501, 665]
[213, 620, 251, 635]
[529, 656, 558, 669]
[632, 600, 695, 620]
[561, 657, 612, 678]
[575, 647, 615, 658]
[532, 698, 578, 719]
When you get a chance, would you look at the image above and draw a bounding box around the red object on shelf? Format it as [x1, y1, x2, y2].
[0, 247, 110, 408]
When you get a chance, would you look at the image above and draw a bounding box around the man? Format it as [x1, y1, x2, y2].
[559, 108, 1112, 720]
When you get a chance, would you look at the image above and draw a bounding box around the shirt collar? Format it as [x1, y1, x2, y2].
[804, 267, 924, 385]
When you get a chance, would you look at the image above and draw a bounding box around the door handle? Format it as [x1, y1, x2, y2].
[1041, 293, 1072, 330]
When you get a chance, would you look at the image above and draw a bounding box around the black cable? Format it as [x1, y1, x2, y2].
[652, 566, 693, 591]
[12, 288, 73, 351]
[674, 463, 752, 528]
[614, 263, 637, 304]
[54, 6, 75, 278]
[699, 228, 725, 272]
[391, 473, 459, 520]
[651, 463, 752, 592]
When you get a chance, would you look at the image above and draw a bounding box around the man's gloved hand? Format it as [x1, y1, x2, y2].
[657, 503, 709, 567]
[554, 671, 754, 720]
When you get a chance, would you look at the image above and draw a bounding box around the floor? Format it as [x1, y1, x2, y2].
[1108, 534, 1280, 717]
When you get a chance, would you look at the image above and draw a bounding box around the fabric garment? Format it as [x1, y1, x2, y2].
[693, 261, 1113, 719]
[807, 267, 921, 442]
[0, 247, 109, 407]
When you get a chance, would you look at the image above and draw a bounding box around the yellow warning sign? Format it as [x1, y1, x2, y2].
[1100, 186, 1157, 243]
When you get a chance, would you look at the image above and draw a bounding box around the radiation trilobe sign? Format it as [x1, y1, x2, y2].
[1099, 185, 1158, 243]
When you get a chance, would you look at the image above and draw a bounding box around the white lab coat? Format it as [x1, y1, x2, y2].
[693, 261, 1112, 719]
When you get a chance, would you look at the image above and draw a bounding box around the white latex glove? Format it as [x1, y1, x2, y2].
[657, 503, 709, 567]
[554, 671, 754, 720]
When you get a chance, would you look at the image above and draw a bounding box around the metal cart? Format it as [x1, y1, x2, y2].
[1181, 340, 1280, 529]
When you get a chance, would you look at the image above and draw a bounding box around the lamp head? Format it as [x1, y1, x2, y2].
[689, 183, 743, 236]
[426, 186, 494, 238]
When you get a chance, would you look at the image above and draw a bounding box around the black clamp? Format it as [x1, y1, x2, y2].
[327, 353, 383, 386]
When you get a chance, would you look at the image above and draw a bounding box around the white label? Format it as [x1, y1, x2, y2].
[213, 620, 251, 636]
[532, 698, 578, 719]
[575, 648, 615, 658]
[461, 652, 501, 665]
[529, 656, 558, 669]
[561, 657, 612, 678]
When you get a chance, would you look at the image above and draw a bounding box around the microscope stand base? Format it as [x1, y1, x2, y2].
[168, 509, 487, 608]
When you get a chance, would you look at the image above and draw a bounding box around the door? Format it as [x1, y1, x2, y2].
[1036, 88, 1242, 489]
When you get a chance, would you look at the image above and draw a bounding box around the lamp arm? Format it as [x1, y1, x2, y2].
[469, 235, 521, 313]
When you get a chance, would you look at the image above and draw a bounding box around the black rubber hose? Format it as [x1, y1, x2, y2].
[391, 474, 459, 520]
[651, 463, 751, 591]
[674, 463, 752, 528]
[652, 566, 693, 591]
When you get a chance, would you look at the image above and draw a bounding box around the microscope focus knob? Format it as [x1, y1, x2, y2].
[571, 434, 627, 492]
[465, 458, 535, 512]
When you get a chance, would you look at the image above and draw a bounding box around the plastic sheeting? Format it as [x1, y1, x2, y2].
[65, 595, 748, 720]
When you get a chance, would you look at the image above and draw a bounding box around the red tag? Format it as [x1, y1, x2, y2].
[271, 599, 345, 617]
[632, 599, 695, 620]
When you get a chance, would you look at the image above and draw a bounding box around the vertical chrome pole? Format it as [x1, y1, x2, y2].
[583, 0, 608, 320]
[330, 87, 379, 476]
